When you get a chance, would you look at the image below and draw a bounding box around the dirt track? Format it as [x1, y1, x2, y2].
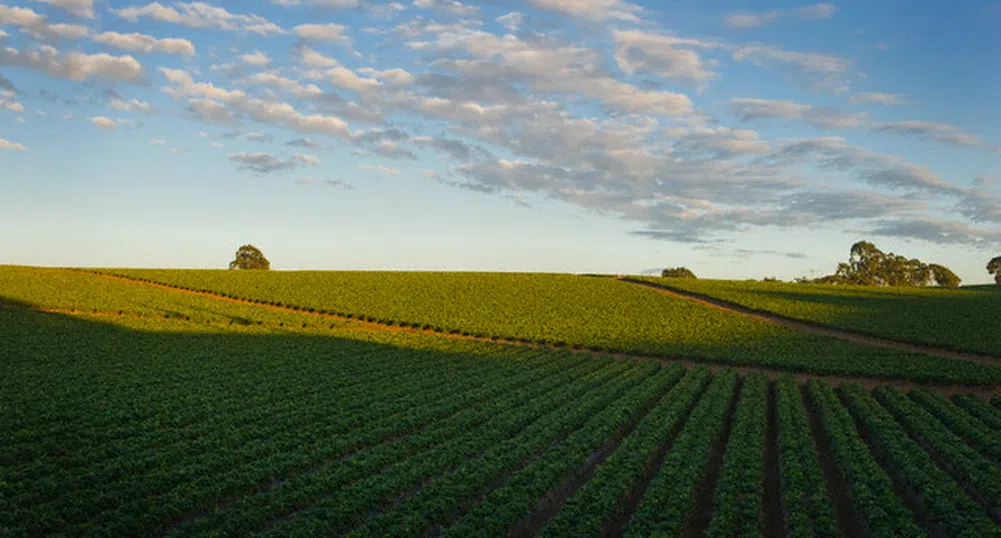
[38, 269, 1001, 397]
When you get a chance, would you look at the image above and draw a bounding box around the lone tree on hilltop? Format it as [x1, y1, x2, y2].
[229, 244, 270, 270]
[662, 267, 697, 278]
[823, 241, 960, 287]
[989, 256, 1001, 284]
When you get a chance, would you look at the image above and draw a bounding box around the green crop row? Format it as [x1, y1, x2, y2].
[707, 373, 768, 538]
[953, 394, 1001, 431]
[807, 380, 923, 537]
[874, 386, 1001, 521]
[263, 361, 662, 536]
[9, 349, 562, 536]
[166, 354, 615, 536]
[840, 384, 999, 537]
[361, 365, 688, 537]
[639, 276, 1001, 356]
[536, 367, 711, 537]
[624, 370, 740, 537]
[910, 389, 1001, 464]
[775, 376, 838, 538]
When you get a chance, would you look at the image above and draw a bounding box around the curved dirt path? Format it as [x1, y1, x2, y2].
[619, 277, 1001, 366]
[56, 269, 1001, 396]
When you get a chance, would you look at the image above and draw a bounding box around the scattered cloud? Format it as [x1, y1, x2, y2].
[293, 23, 350, 44]
[0, 45, 145, 84]
[94, 32, 196, 55]
[150, 137, 166, 144]
[240, 50, 269, 65]
[0, 137, 26, 150]
[89, 115, 118, 129]
[297, 176, 354, 188]
[871, 120, 987, 149]
[527, 0, 642, 22]
[109, 95, 154, 113]
[114, 2, 285, 35]
[849, 92, 909, 105]
[359, 163, 399, 175]
[732, 44, 854, 92]
[0, 4, 90, 40]
[612, 30, 720, 88]
[245, 131, 273, 142]
[286, 137, 321, 148]
[725, 3, 836, 29]
[27, 0, 95, 19]
[229, 152, 318, 173]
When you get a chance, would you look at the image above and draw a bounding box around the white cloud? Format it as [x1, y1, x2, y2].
[732, 44, 854, 92]
[0, 5, 90, 40]
[730, 98, 867, 129]
[725, 3, 836, 28]
[296, 46, 339, 68]
[413, 0, 479, 17]
[327, 66, 382, 92]
[849, 92, 909, 105]
[241, 50, 269, 65]
[0, 137, 25, 150]
[496, 12, 523, 31]
[0, 91, 23, 113]
[109, 96, 154, 113]
[360, 163, 400, 175]
[93, 31, 196, 55]
[527, 0, 642, 22]
[613, 30, 720, 87]
[90, 116, 118, 129]
[293, 23, 351, 44]
[160, 68, 352, 138]
[114, 2, 285, 35]
[272, 0, 359, 6]
[27, 0, 95, 18]
[150, 137, 166, 144]
[0, 45, 145, 83]
[871, 120, 986, 148]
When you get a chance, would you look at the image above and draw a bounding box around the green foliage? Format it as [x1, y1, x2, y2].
[624, 370, 739, 537]
[229, 244, 270, 270]
[807, 380, 923, 537]
[706, 374, 768, 538]
[537, 367, 710, 537]
[640, 275, 1001, 357]
[841, 384, 999, 537]
[95, 268, 1001, 384]
[829, 240, 959, 287]
[661, 266, 697, 278]
[989, 256, 1001, 284]
[775, 376, 838, 538]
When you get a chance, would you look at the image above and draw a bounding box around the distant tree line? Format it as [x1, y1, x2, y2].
[800, 241, 961, 287]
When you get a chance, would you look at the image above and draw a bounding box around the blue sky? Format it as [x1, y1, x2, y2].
[1, 0, 999, 282]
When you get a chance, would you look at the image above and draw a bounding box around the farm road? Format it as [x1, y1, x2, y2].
[618, 277, 1001, 366]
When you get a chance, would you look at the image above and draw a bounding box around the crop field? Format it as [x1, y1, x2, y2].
[81, 267, 1001, 384]
[638, 276, 1001, 357]
[5, 265, 1001, 536]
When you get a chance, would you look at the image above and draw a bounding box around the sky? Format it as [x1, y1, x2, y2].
[1, 0, 999, 282]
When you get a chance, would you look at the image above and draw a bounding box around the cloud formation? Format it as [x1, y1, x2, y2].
[725, 3, 836, 29]
[229, 152, 318, 173]
[94, 32, 196, 55]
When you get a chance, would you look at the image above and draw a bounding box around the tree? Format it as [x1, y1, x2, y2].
[929, 264, 961, 287]
[829, 241, 959, 287]
[661, 267, 697, 278]
[229, 244, 270, 270]
[989, 256, 1001, 284]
